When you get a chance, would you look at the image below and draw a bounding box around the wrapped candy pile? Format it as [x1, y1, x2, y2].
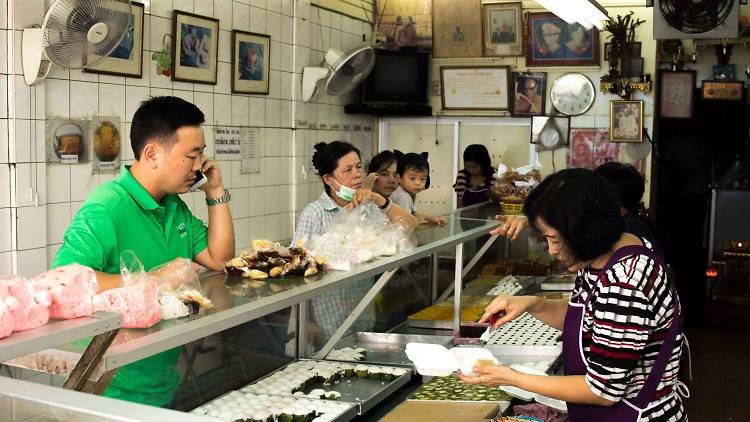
[224, 239, 326, 280]
[309, 202, 414, 271]
[490, 164, 542, 208]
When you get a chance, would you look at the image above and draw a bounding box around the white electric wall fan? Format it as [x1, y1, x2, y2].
[302, 46, 376, 102]
[22, 0, 133, 85]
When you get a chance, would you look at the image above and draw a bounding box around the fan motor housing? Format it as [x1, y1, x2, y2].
[653, 0, 739, 39]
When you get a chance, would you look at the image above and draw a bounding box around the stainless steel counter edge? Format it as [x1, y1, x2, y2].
[0, 376, 215, 421]
[101, 219, 501, 370]
[0, 312, 122, 362]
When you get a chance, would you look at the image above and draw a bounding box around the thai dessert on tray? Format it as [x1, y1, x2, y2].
[224, 240, 326, 280]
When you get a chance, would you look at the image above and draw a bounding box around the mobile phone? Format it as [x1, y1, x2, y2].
[188, 170, 208, 192]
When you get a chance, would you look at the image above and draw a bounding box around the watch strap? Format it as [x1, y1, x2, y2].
[206, 189, 231, 206]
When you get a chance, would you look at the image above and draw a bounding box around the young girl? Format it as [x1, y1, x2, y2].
[391, 151, 447, 226]
[453, 144, 496, 207]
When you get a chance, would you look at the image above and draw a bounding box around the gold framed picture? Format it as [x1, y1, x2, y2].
[440, 66, 510, 111]
[610, 100, 643, 143]
[83, 1, 144, 78]
[172, 10, 219, 85]
[232, 31, 271, 95]
[432, 0, 482, 58]
[701, 80, 744, 101]
[482, 2, 523, 57]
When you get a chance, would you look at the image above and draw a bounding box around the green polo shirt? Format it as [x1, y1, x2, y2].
[52, 166, 208, 407]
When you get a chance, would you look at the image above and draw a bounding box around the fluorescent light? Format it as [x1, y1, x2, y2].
[535, 0, 578, 24]
[536, 0, 609, 30]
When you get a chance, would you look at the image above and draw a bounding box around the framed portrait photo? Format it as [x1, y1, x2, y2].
[232, 31, 271, 95]
[610, 100, 643, 143]
[658, 70, 695, 119]
[701, 80, 744, 101]
[482, 2, 523, 57]
[83, 1, 144, 78]
[511, 72, 546, 116]
[376, 0, 432, 50]
[172, 10, 219, 84]
[525, 12, 600, 67]
[432, 0, 482, 58]
[440, 66, 510, 110]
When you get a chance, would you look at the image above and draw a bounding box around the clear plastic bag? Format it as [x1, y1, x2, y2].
[0, 276, 50, 332]
[149, 256, 212, 311]
[309, 202, 415, 271]
[32, 264, 97, 320]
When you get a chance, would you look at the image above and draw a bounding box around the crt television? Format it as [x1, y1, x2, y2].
[362, 49, 429, 104]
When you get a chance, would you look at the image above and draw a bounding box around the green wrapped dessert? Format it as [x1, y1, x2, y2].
[367, 367, 382, 380]
[354, 364, 369, 378]
[410, 376, 512, 402]
[324, 391, 342, 400]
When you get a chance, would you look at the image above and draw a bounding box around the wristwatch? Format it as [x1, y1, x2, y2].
[379, 197, 392, 212]
[206, 189, 231, 206]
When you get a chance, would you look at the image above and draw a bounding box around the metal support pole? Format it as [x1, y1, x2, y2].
[318, 269, 399, 358]
[63, 329, 120, 391]
[298, 301, 309, 358]
[436, 234, 499, 303]
[431, 252, 439, 303]
[453, 243, 464, 334]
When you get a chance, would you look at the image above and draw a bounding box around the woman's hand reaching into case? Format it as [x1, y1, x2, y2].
[479, 295, 542, 330]
[489, 215, 528, 240]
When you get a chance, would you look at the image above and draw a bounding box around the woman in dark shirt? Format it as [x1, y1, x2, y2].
[453, 144, 496, 207]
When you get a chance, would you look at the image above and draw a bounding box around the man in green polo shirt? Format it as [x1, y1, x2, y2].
[52, 96, 235, 406]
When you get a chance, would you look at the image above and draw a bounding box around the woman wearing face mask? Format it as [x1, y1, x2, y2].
[364, 150, 399, 198]
[461, 169, 686, 421]
[290, 142, 416, 349]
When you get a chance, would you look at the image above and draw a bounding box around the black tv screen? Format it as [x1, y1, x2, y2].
[362, 50, 429, 104]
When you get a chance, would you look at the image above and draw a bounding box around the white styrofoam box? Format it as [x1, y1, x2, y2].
[451, 347, 499, 377]
[98, 84, 126, 123]
[235, 217, 251, 250]
[194, 91, 214, 125]
[0, 208, 11, 252]
[233, 2, 250, 32]
[174, 0, 193, 13]
[70, 163, 97, 202]
[214, 0, 232, 30]
[214, 94, 232, 125]
[231, 95, 250, 126]
[194, 0, 213, 17]
[150, 0, 174, 18]
[46, 202, 71, 245]
[125, 86, 151, 122]
[405, 343, 467, 377]
[0, 252, 11, 275]
[249, 6, 266, 35]
[16, 205, 47, 250]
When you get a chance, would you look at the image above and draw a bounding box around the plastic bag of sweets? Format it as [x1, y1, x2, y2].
[32, 264, 98, 319]
[0, 283, 14, 338]
[0, 276, 50, 331]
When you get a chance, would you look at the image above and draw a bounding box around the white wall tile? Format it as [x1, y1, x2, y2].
[13, 118, 30, 163]
[249, 215, 265, 239]
[174, 0, 193, 13]
[47, 244, 62, 267]
[194, 91, 214, 124]
[235, 217, 250, 250]
[69, 81, 98, 117]
[266, 11, 281, 41]
[45, 78, 70, 118]
[0, 252, 11, 275]
[250, 0, 266, 9]
[151, 0, 174, 18]
[203, 124, 215, 157]
[0, 76, 6, 118]
[13, 76, 30, 119]
[280, 15, 293, 44]
[0, 208, 11, 252]
[98, 83, 126, 122]
[125, 85, 150, 122]
[218, 29, 231, 64]
[231, 95, 249, 126]
[151, 87, 172, 97]
[17, 247, 46, 278]
[233, 2, 250, 31]
[173, 89, 194, 104]
[248, 186, 265, 216]
[46, 202, 70, 245]
[0, 164, 9, 208]
[249, 6, 265, 33]
[70, 163, 96, 202]
[16, 205, 46, 250]
[0, 120, 7, 164]
[214, 94, 232, 125]
[214, 0, 233, 30]
[194, 0, 214, 17]
[230, 187, 250, 218]
[215, 62, 231, 94]
[13, 0, 44, 29]
[265, 99, 280, 127]
[249, 97, 265, 127]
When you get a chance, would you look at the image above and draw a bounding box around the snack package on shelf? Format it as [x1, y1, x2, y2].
[490, 164, 542, 209]
[224, 238, 326, 280]
[309, 202, 414, 271]
[150, 257, 212, 312]
[32, 264, 98, 319]
[0, 276, 50, 332]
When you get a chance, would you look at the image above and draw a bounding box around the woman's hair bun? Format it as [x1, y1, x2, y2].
[311, 142, 328, 174]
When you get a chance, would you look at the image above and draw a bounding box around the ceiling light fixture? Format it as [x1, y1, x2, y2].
[535, 0, 609, 30]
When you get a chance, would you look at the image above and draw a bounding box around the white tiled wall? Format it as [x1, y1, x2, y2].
[2, 0, 377, 277]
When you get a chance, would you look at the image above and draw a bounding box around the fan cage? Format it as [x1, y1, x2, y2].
[42, 0, 133, 69]
[660, 0, 734, 34]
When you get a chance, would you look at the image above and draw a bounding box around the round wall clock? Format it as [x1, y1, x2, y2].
[550, 73, 595, 116]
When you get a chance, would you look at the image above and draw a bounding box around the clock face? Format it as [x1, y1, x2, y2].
[550, 73, 595, 116]
[539, 126, 561, 148]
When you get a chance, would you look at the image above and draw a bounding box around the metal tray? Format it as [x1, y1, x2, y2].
[248, 359, 412, 415]
[407, 319, 460, 330]
[197, 391, 358, 422]
[324, 332, 454, 369]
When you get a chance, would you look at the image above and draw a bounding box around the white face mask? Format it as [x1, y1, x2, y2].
[330, 177, 357, 202]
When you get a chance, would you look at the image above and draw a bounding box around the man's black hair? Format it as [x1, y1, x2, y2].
[394, 150, 431, 189]
[594, 162, 644, 215]
[130, 96, 205, 160]
[523, 168, 624, 262]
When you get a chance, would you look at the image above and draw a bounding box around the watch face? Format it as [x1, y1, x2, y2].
[550, 73, 595, 116]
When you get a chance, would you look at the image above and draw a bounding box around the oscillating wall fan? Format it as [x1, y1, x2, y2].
[22, 0, 133, 85]
[302, 46, 376, 102]
[653, 0, 738, 39]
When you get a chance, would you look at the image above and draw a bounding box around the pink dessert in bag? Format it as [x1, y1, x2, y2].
[33, 264, 98, 319]
[0, 276, 50, 332]
[0, 283, 14, 339]
[92, 282, 161, 328]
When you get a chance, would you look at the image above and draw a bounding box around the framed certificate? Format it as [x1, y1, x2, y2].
[440, 66, 511, 110]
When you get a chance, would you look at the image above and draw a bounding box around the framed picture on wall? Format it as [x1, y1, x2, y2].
[482, 2, 523, 57]
[658, 70, 695, 119]
[432, 0, 482, 58]
[530, 115, 570, 148]
[440, 66, 510, 110]
[610, 100, 643, 143]
[525, 12, 600, 67]
[701, 80, 744, 101]
[83, 1, 144, 78]
[511, 72, 546, 116]
[172, 10, 219, 84]
[232, 31, 271, 94]
[376, 0, 433, 50]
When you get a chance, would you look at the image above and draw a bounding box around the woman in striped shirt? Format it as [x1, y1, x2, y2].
[462, 169, 686, 421]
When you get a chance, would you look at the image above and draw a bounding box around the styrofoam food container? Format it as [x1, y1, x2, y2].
[405, 343, 498, 377]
